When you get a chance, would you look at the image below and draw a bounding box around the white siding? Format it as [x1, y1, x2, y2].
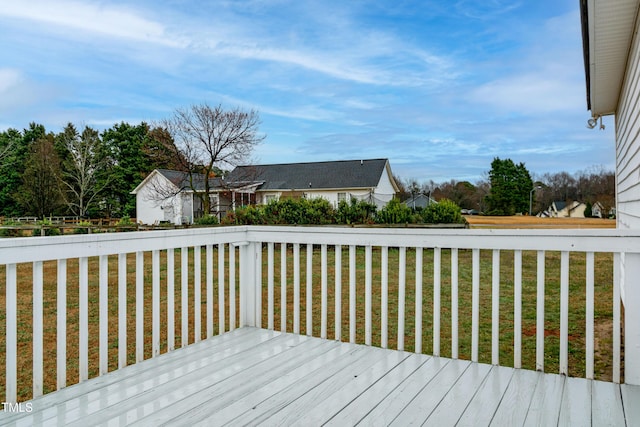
[616, 12, 640, 230]
[135, 173, 183, 225]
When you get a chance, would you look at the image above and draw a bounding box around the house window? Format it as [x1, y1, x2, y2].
[265, 194, 277, 204]
[338, 192, 347, 202]
[209, 194, 219, 212]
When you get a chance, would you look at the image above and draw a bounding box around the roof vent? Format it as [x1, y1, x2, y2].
[361, 160, 363, 165]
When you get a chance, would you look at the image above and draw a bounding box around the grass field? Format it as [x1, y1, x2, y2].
[0, 218, 619, 401]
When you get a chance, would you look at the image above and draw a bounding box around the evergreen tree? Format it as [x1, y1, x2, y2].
[485, 157, 533, 215]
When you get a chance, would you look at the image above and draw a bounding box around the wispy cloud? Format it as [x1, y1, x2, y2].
[0, 1, 184, 47]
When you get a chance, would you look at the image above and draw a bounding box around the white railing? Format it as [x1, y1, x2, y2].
[2, 226, 640, 403]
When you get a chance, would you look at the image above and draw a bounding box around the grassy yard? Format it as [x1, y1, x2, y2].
[0, 242, 616, 402]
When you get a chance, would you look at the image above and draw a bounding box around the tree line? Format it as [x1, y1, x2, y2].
[0, 122, 183, 218]
[395, 158, 615, 216]
[0, 103, 264, 220]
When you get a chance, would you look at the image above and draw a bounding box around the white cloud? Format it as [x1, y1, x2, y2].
[0, 1, 185, 47]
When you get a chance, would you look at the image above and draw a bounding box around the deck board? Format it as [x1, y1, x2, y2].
[2, 327, 638, 426]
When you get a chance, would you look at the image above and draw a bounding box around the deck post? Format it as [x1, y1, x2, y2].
[623, 252, 640, 385]
[240, 241, 257, 327]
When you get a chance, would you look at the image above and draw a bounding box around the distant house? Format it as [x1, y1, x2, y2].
[132, 159, 399, 225]
[539, 201, 587, 218]
[130, 169, 231, 225]
[402, 194, 436, 209]
[226, 158, 398, 209]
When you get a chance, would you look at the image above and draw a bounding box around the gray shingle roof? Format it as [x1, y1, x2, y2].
[227, 159, 389, 190]
[156, 169, 223, 191]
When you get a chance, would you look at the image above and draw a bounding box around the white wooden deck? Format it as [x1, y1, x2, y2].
[2, 327, 639, 426]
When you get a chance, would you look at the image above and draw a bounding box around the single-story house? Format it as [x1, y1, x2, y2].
[132, 159, 399, 225]
[539, 201, 587, 218]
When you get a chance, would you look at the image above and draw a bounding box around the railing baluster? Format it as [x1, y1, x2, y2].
[194, 246, 201, 342]
[118, 253, 127, 368]
[321, 244, 328, 339]
[33, 261, 43, 397]
[586, 251, 595, 379]
[613, 253, 621, 383]
[181, 247, 189, 346]
[152, 250, 161, 355]
[335, 245, 342, 341]
[58, 259, 68, 387]
[536, 250, 545, 372]
[280, 243, 287, 332]
[398, 247, 406, 351]
[206, 244, 214, 339]
[349, 245, 356, 343]
[218, 244, 225, 334]
[433, 247, 441, 356]
[136, 251, 144, 362]
[167, 248, 175, 351]
[79, 257, 89, 379]
[99, 256, 107, 376]
[267, 242, 274, 330]
[365, 245, 372, 346]
[559, 251, 569, 375]
[514, 250, 522, 369]
[230, 245, 236, 331]
[255, 243, 263, 329]
[294, 243, 300, 334]
[492, 250, 500, 365]
[415, 247, 423, 354]
[472, 248, 480, 362]
[6, 263, 17, 403]
[381, 246, 389, 349]
[451, 248, 459, 359]
[306, 243, 313, 336]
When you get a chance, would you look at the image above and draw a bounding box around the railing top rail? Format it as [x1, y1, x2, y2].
[3, 225, 640, 265]
[246, 225, 640, 253]
[0, 226, 249, 264]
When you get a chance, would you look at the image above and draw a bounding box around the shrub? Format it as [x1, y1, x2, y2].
[375, 198, 415, 224]
[336, 199, 376, 224]
[74, 221, 92, 234]
[116, 216, 134, 226]
[195, 214, 219, 226]
[420, 199, 466, 224]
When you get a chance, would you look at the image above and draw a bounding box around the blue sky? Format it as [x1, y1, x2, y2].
[0, 0, 615, 182]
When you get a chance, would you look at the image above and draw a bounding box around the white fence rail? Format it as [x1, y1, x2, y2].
[2, 226, 640, 403]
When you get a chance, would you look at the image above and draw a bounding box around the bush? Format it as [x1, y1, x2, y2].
[420, 199, 466, 224]
[37, 219, 61, 236]
[375, 199, 416, 224]
[116, 216, 134, 226]
[195, 214, 219, 226]
[336, 199, 376, 224]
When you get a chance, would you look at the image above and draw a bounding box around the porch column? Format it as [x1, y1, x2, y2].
[239, 241, 258, 327]
[623, 252, 640, 385]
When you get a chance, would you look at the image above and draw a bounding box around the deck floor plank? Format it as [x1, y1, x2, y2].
[357, 356, 451, 425]
[323, 353, 430, 426]
[456, 365, 514, 427]
[558, 376, 591, 426]
[2, 327, 636, 427]
[591, 380, 626, 426]
[489, 367, 540, 426]
[523, 371, 565, 426]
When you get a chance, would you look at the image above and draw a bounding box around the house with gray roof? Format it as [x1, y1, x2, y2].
[132, 159, 399, 224]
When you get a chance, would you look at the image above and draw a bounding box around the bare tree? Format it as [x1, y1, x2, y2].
[59, 124, 111, 217]
[163, 103, 265, 214]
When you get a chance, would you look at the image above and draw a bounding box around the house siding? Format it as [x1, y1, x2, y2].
[616, 11, 640, 230]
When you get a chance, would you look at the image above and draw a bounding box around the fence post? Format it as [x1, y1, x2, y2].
[240, 241, 257, 327]
[623, 252, 640, 385]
